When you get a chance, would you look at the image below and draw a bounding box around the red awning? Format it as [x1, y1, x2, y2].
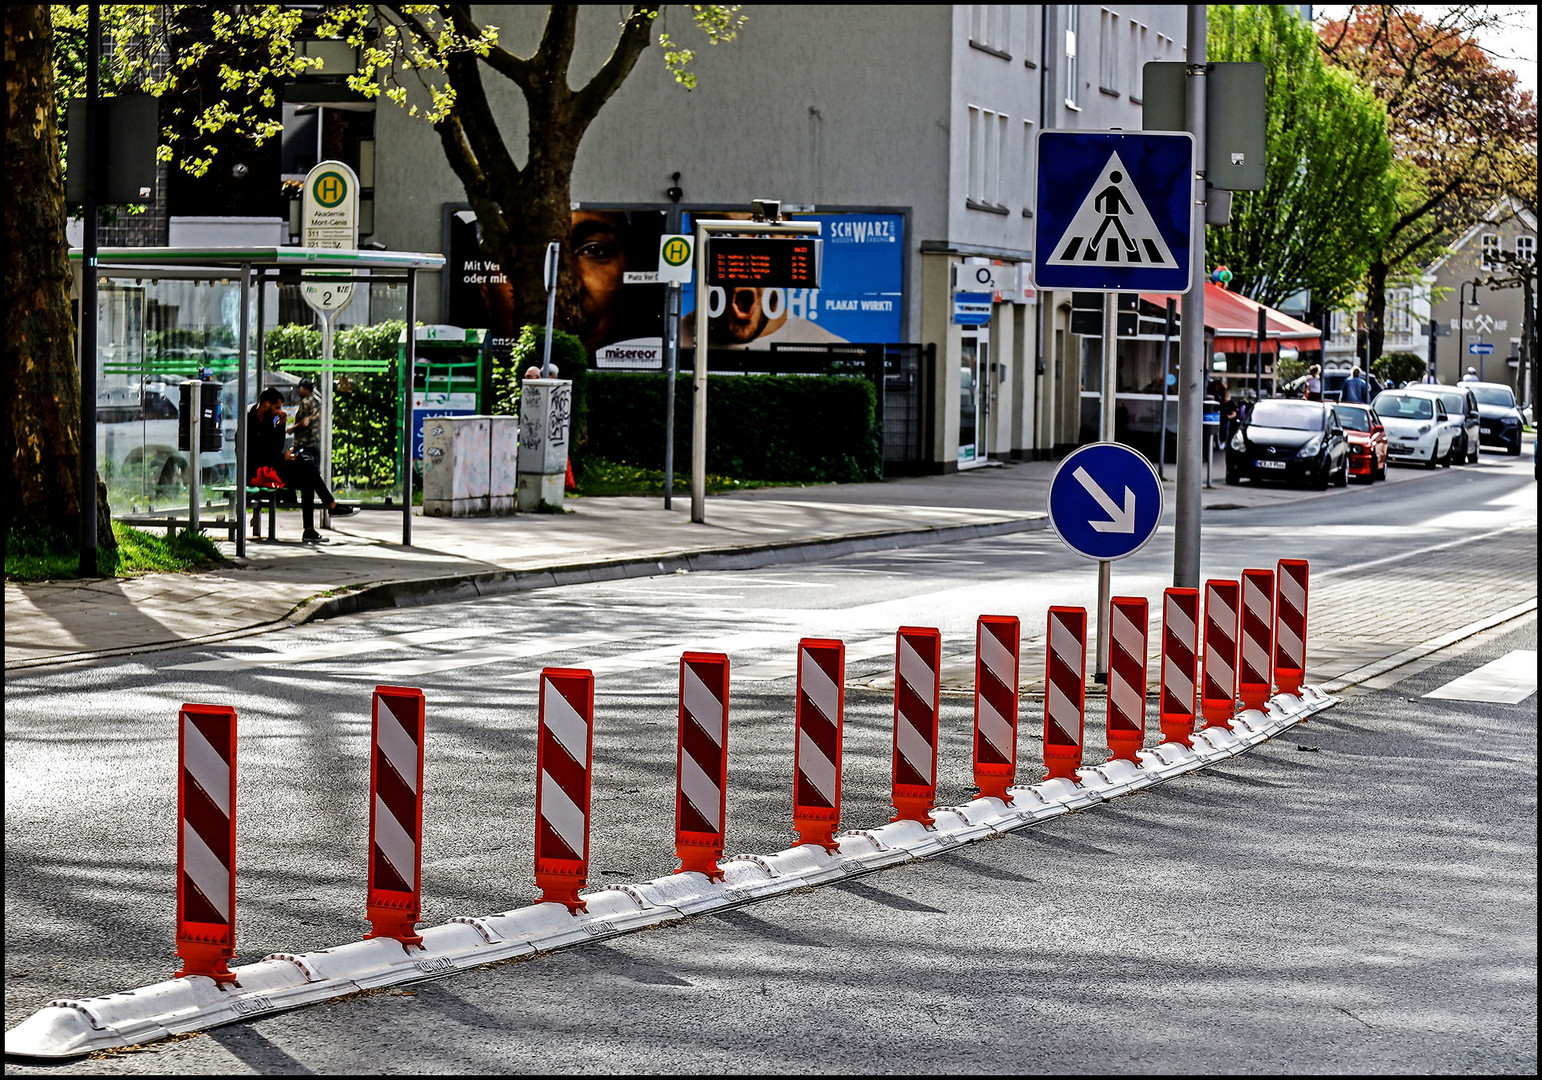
[1141, 282, 1321, 354]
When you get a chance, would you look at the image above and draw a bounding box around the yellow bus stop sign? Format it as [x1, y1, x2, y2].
[658, 234, 693, 283]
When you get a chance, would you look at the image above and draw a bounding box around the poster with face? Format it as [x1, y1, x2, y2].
[446, 207, 906, 365]
[446, 207, 669, 365]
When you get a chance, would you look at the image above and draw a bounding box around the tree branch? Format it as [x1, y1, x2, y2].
[444, 3, 535, 92]
[570, 5, 657, 126]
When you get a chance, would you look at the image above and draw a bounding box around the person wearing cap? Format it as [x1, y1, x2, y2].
[1461, 366, 1479, 382]
[288, 377, 322, 461]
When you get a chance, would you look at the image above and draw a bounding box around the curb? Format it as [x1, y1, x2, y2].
[4, 516, 1049, 671]
[287, 515, 1051, 625]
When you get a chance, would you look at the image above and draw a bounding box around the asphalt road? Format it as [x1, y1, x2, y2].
[4, 449, 1536, 1074]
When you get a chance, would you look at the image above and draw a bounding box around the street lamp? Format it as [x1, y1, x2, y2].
[1458, 279, 1482, 380]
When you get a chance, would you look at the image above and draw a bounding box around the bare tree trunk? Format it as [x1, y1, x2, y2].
[4, 4, 86, 540]
[1365, 259, 1388, 366]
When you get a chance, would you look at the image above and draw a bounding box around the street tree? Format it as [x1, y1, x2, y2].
[1319, 5, 1538, 363]
[1206, 4, 1399, 312]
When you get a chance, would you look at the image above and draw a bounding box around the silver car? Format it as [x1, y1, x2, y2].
[1402, 384, 1481, 464]
[1372, 391, 1455, 469]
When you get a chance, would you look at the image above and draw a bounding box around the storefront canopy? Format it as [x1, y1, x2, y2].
[1142, 282, 1321, 354]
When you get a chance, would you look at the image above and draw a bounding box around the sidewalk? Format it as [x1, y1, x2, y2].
[2, 460, 1357, 670]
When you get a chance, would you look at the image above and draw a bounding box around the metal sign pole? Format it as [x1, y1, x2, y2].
[663, 280, 680, 509]
[691, 220, 710, 524]
[401, 270, 417, 546]
[79, 4, 101, 576]
[542, 242, 559, 377]
[1158, 298, 1175, 480]
[1095, 290, 1118, 682]
[1174, 6, 1208, 590]
[320, 309, 334, 529]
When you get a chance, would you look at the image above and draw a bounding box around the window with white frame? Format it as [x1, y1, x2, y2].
[1022, 117, 1036, 213]
[966, 105, 1009, 208]
[1129, 21, 1147, 95]
[1099, 9, 1120, 93]
[969, 5, 1011, 55]
[1480, 233, 1500, 270]
[1516, 235, 1536, 263]
[1065, 7, 1079, 108]
[1024, 6, 1041, 67]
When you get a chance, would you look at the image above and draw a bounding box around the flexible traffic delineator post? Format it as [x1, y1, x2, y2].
[891, 627, 942, 824]
[973, 615, 1021, 802]
[175, 703, 238, 985]
[366, 685, 426, 946]
[1106, 597, 1148, 762]
[1274, 559, 1309, 696]
[535, 668, 595, 912]
[675, 652, 729, 880]
[1238, 569, 1276, 711]
[1044, 607, 1087, 780]
[1201, 580, 1241, 729]
[793, 638, 844, 851]
[1160, 588, 1200, 747]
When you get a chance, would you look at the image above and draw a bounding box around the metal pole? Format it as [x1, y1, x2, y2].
[542, 241, 559, 377]
[1174, 6, 1208, 590]
[663, 280, 680, 509]
[1458, 287, 1466, 370]
[691, 220, 709, 524]
[1256, 307, 1267, 399]
[401, 270, 417, 545]
[1158, 298, 1175, 480]
[188, 381, 201, 533]
[239, 269, 256, 558]
[79, 4, 101, 576]
[320, 310, 334, 529]
[1095, 291, 1118, 681]
[1427, 318, 1436, 380]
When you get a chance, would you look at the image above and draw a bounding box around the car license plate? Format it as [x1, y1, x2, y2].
[1256, 459, 1286, 470]
[1390, 444, 1413, 453]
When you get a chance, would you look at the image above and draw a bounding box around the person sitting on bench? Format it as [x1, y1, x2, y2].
[247, 387, 356, 543]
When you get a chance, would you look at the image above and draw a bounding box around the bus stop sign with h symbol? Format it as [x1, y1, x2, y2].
[1031, 130, 1195, 294]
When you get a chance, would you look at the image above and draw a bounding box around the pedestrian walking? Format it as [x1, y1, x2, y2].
[287, 378, 321, 462]
[1305, 364, 1323, 401]
[1341, 366, 1370, 404]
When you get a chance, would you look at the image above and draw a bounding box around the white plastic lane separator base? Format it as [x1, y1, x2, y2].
[4, 687, 1337, 1060]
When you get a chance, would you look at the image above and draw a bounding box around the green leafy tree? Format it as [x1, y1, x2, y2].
[1319, 5, 1538, 362]
[1207, 5, 1399, 311]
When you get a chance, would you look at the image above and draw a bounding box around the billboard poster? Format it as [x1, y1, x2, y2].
[445, 207, 905, 368]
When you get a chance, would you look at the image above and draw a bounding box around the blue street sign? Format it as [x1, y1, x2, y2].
[1047, 442, 1164, 561]
[1468, 341, 1495, 355]
[953, 291, 992, 325]
[1032, 130, 1195, 294]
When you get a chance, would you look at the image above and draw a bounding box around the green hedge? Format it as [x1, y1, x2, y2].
[586, 372, 882, 484]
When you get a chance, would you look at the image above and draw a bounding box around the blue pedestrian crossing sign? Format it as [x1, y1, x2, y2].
[1032, 130, 1195, 294]
[1047, 442, 1164, 561]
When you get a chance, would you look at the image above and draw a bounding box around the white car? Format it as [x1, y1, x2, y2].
[1372, 391, 1455, 469]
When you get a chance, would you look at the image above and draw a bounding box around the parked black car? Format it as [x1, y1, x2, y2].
[1227, 398, 1350, 489]
[1465, 381, 1526, 455]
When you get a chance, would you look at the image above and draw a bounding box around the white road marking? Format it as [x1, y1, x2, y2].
[1423, 650, 1537, 704]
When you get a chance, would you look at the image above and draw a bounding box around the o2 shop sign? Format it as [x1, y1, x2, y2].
[952, 264, 1000, 293]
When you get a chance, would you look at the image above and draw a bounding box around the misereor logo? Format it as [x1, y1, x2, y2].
[661, 236, 692, 267]
[312, 171, 348, 208]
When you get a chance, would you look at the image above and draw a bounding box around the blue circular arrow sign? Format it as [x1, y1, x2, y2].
[1047, 442, 1164, 561]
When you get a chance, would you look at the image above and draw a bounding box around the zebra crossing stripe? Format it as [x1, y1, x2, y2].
[1044, 608, 1087, 781]
[1238, 570, 1276, 711]
[366, 686, 425, 945]
[676, 653, 730, 880]
[793, 639, 845, 851]
[535, 668, 595, 912]
[1160, 588, 1200, 747]
[175, 704, 238, 985]
[1274, 559, 1309, 695]
[1106, 597, 1148, 763]
[891, 627, 942, 824]
[973, 615, 1021, 802]
[1202, 580, 1241, 729]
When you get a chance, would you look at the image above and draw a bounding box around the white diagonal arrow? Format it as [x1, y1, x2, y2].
[1073, 466, 1136, 533]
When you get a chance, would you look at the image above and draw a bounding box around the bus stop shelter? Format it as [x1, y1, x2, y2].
[68, 246, 446, 556]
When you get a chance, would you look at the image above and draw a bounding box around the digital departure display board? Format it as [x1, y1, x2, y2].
[706, 237, 823, 289]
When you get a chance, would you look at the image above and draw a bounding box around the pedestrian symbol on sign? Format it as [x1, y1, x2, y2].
[1046, 152, 1178, 270]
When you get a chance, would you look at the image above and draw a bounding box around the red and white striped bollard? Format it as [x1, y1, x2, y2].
[1044, 607, 1087, 780]
[176, 703, 238, 984]
[891, 627, 941, 824]
[1201, 579, 1240, 729]
[535, 668, 595, 912]
[1160, 587, 1200, 747]
[1238, 569, 1276, 711]
[793, 638, 844, 851]
[1106, 596, 1148, 762]
[676, 652, 729, 880]
[1274, 559, 1309, 696]
[366, 685, 425, 946]
[973, 615, 1020, 802]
